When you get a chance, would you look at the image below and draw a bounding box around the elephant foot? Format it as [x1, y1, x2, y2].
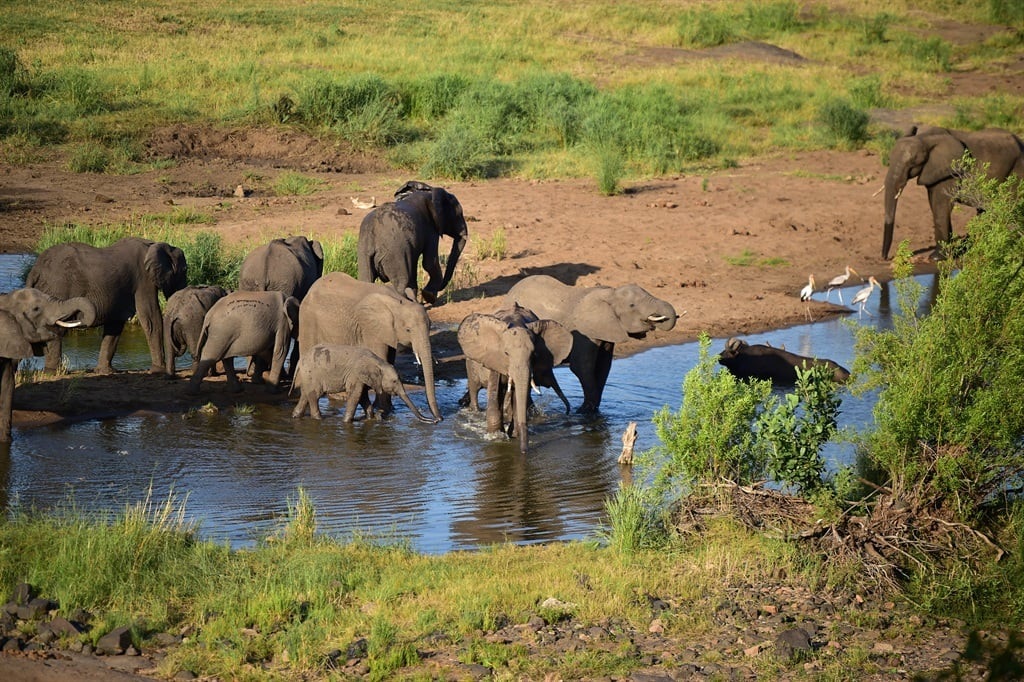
[92, 365, 117, 376]
[147, 364, 165, 375]
[576, 403, 600, 415]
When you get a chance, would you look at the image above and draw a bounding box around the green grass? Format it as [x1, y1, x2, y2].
[0, 1, 1019, 183]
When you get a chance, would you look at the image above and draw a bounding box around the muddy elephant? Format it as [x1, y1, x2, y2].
[505, 275, 678, 413]
[458, 304, 573, 453]
[163, 285, 229, 376]
[291, 344, 436, 423]
[238, 235, 324, 377]
[0, 288, 95, 442]
[717, 337, 850, 385]
[883, 126, 1024, 259]
[187, 290, 299, 394]
[357, 181, 468, 304]
[25, 237, 188, 374]
[298, 272, 442, 422]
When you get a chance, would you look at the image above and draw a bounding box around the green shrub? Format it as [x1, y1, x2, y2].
[0, 46, 27, 96]
[321, 232, 359, 278]
[676, 7, 736, 48]
[988, 0, 1024, 24]
[852, 160, 1024, 519]
[420, 125, 491, 180]
[66, 141, 110, 173]
[649, 334, 771, 495]
[273, 171, 325, 196]
[896, 33, 952, 72]
[594, 146, 624, 196]
[744, 0, 802, 36]
[818, 98, 869, 147]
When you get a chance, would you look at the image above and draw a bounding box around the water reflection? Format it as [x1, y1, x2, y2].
[0, 251, 940, 554]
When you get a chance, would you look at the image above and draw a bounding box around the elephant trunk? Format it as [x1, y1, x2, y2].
[438, 230, 468, 293]
[647, 299, 678, 332]
[55, 296, 96, 329]
[511, 365, 531, 454]
[395, 383, 436, 424]
[882, 168, 907, 260]
[411, 327, 442, 422]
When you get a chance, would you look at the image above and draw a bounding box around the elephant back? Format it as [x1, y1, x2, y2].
[239, 237, 324, 300]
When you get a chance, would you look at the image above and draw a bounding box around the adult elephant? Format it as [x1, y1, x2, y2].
[505, 275, 678, 413]
[187, 291, 299, 395]
[238, 235, 324, 376]
[299, 272, 443, 422]
[718, 337, 850, 385]
[0, 288, 95, 442]
[357, 181, 468, 304]
[882, 126, 1024, 259]
[163, 285, 229, 376]
[458, 304, 573, 453]
[25, 237, 188, 374]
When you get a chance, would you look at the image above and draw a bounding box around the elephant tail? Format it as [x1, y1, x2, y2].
[289, 358, 302, 396]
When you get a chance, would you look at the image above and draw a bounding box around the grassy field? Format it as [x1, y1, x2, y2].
[3, 0, 1023, 182]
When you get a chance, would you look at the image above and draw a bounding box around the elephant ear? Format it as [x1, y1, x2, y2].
[428, 188, 463, 238]
[283, 295, 300, 332]
[145, 242, 188, 298]
[528, 319, 573, 366]
[0, 312, 33, 359]
[919, 134, 966, 186]
[571, 289, 630, 343]
[354, 293, 399, 347]
[457, 313, 508, 374]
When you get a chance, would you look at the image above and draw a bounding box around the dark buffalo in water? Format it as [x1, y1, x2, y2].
[718, 337, 850, 385]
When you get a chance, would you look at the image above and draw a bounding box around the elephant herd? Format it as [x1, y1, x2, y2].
[4, 125, 1022, 447]
[1, 181, 680, 453]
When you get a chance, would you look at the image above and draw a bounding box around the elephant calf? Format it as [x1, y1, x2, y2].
[163, 285, 228, 376]
[291, 344, 436, 423]
[718, 337, 850, 385]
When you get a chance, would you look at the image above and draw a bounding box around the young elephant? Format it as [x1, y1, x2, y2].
[186, 291, 299, 394]
[457, 305, 573, 453]
[163, 285, 229, 376]
[291, 344, 437, 423]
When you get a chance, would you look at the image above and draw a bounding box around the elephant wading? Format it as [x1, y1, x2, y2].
[718, 337, 850, 385]
[0, 288, 95, 442]
[883, 126, 1024, 259]
[299, 272, 443, 422]
[291, 344, 436, 423]
[505, 275, 678, 413]
[358, 181, 468, 304]
[163, 285, 228, 376]
[458, 305, 573, 453]
[187, 291, 299, 394]
[26, 237, 188, 374]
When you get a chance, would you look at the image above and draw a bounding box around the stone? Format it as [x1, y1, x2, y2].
[97, 625, 133, 655]
[46, 616, 83, 637]
[174, 671, 197, 680]
[2, 636, 23, 652]
[17, 597, 56, 621]
[154, 632, 182, 647]
[12, 583, 33, 606]
[775, 627, 812, 660]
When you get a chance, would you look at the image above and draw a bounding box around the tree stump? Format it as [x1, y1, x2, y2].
[618, 421, 638, 465]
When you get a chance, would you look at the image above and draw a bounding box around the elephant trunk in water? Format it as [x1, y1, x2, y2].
[395, 383, 436, 424]
[882, 165, 908, 260]
[510, 362, 531, 454]
[411, 325, 442, 422]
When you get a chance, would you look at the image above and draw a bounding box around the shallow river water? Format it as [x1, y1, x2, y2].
[0, 254, 938, 553]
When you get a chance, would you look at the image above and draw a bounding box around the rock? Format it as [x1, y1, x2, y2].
[174, 670, 197, 680]
[12, 583, 33, 605]
[154, 632, 182, 647]
[17, 597, 56, 620]
[233, 185, 247, 198]
[775, 627, 812, 660]
[45, 616, 83, 637]
[97, 625, 133, 655]
[2, 636, 23, 652]
[526, 615, 545, 631]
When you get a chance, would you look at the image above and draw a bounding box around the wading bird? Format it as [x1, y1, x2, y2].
[799, 274, 816, 320]
[851, 276, 881, 318]
[825, 265, 859, 304]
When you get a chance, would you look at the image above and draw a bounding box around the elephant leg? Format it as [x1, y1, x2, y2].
[291, 393, 308, 419]
[0, 360, 14, 443]
[222, 357, 243, 393]
[342, 388, 362, 422]
[485, 371, 504, 433]
[927, 180, 956, 256]
[570, 337, 609, 413]
[306, 390, 324, 420]
[95, 320, 127, 374]
[186, 359, 218, 395]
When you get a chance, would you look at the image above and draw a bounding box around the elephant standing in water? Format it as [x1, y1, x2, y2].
[718, 337, 850, 385]
[26, 237, 188, 374]
[358, 181, 468, 304]
[163, 285, 228, 376]
[299, 272, 443, 422]
[187, 291, 299, 395]
[882, 126, 1024, 259]
[291, 344, 436, 423]
[0, 288, 95, 442]
[505, 275, 678, 413]
[458, 304, 573, 453]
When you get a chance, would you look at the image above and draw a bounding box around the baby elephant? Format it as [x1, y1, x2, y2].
[163, 285, 229, 376]
[718, 337, 850, 385]
[187, 290, 299, 394]
[291, 344, 437, 423]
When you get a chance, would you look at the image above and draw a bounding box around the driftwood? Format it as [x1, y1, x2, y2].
[618, 421, 638, 465]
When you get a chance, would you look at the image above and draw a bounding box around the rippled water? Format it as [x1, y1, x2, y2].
[0, 254, 937, 553]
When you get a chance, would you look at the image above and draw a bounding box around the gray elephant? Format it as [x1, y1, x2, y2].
[357, 181, 469, 304]
[883, 126, 1024, 259]
[291, 344, 436, 423]
[0, 288, 95, 442]
[718, 337, 850, 385]
[187, 290, 299, 394]
[505, 275, 678, 413]
[25, 237, 188, 374]
[238, 235, 324, 376]
[458, 304, 573, 453]
[299, 272, 442, 422]
[163, 285, 229, 376]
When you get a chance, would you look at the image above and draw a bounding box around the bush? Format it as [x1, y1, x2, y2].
[66, 141, 109, 173]
[818, 98, 869, 147]
[852, 159, 1024, 519]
